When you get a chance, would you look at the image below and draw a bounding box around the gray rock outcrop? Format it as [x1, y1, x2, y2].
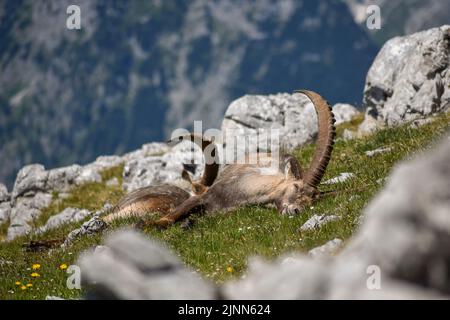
[0, 183, 9, 202]
[299, 214, 340, 232]
[62, 205, 111, 247]
[7, 192, 52, 240]
[6, 155, 123, 240]
[362, 25, 450, 130]
[122, 140, 204, 193]
[37, 207, 91, 234]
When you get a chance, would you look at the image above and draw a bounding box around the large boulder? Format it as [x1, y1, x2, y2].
[363, 25, 450, 129]
[221, 93, 319, 152]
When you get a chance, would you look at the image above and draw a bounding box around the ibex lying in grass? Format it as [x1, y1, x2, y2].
[108, 89, 336, 228]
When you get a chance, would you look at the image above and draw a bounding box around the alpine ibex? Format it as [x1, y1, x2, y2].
[131, 89, 336, 228]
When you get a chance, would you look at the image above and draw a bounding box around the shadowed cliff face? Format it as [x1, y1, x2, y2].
[0, 0, 378, 188]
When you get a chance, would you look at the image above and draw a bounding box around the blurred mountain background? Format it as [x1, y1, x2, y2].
[0, 0, 449, 188]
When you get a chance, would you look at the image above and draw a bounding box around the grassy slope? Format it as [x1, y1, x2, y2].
[0, 112, 449, 300]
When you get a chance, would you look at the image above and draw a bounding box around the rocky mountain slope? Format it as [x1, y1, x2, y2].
[1, 24, 449, 242]
[0, 0, 378, 188]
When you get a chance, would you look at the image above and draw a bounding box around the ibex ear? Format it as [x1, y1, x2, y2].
[181, 169, 193, 183]
[281, 154, 303, 180]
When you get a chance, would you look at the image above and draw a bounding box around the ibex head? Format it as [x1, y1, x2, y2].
[274, 90, 336, 215]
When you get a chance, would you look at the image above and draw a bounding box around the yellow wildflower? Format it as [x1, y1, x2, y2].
[21, 285, 27, 290]
[226, 266, 233, 273]
[26, 283, 33, 287]
[59, 264, 68, 270]
[15, 281, 21, 286]
[32, 264, 41, 270]
[31, 272, 40, 278]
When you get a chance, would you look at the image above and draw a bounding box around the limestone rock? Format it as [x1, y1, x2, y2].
[37, 207, 91, 233]
[221, 93, 319, 153]
[7, 192, 52, 240]
[62, 205, 111, 247]
[363, 25, 450, 126]
[308, 239, 343, 259]
[365, 147, 392, 157]
[299, 214, 340, 232]
[12, 164, 48, 200]
[0, 183, 9, 202]
[222, 255, 329, 299]
[122, 141, 204, 193]
[322, 172, 355, 185]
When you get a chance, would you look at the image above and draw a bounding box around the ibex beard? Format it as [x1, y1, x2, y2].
[103, 89, 336, 229]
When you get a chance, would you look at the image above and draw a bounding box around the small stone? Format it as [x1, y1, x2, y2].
[299, 214, 340, 232]
[308, 239, 343, 259]
[322, 172, 355, 185]
[365, 147, 392, 157]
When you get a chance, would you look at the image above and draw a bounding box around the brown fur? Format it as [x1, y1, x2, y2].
[102, 184, 191, 223]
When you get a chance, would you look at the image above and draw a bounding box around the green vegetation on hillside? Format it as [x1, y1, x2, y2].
[0, 112, 449, 300]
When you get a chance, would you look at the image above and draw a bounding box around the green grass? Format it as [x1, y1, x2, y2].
[0, 112, 449, 299]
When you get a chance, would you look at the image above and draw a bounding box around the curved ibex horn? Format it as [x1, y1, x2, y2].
[167, 133, 219, 187]
[295, 90, 336, 188]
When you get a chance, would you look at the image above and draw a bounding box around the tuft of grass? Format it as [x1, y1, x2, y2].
[0, 219, 9, 242]
[335, 112, 365, 137]
[0, 112, 448, 299]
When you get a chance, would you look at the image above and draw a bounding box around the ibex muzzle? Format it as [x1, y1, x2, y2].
[142, 89, 336, 228]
